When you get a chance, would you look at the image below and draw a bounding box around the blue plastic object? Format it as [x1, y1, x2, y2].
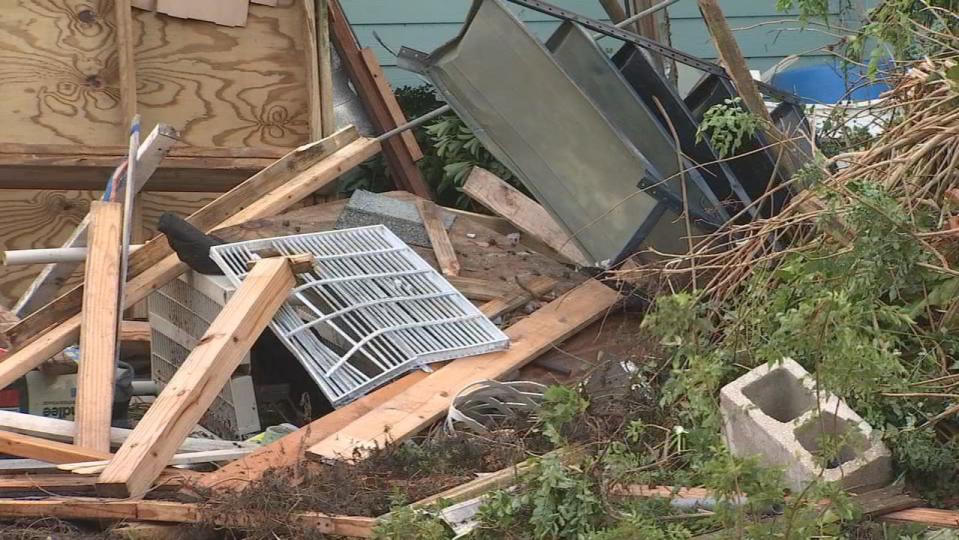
[771, 63, 889, 104]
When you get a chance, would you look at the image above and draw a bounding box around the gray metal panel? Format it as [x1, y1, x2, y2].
[544, 21, 728, 227]
[417, 0, 672, 263]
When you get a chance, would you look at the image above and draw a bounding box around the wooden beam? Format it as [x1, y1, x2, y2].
[416, 198, 460, 277]
[328, 0, 432, 199]
[0, 410, 246, 452]
[120, 320, 151, 343]
[113, 0, 138, 132]
[0, 137, 377, 394]
[0, 471, 193, 497]
[303, 0, 324, 141]
[360, 48, 423, 161]
[0, 430, 111, 464]
[317, 0, 336, 137]
[480, 276, 556, 319]
[194, 369, 428, 492]
[97, 257, 298, 498]
[307, 279, 620, 461]
[0, 498, 376, 536]
[75, 202, 124, 453]
[463, 168, 591, 266]
[6, 126, 359, 349]
[880, 508, 959, 528]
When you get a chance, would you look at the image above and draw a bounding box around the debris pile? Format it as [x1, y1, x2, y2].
[0, 0, 955, 538]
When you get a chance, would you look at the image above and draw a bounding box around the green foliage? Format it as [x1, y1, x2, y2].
[475, 455, 604, 540]
[695, 98, 760, 160]
[643, 181, 959, 499]
[775, 0, 831, 24]
[537, 385, 590, 447]
[374, 494, 451, 540]
[424, 114, 517, 208]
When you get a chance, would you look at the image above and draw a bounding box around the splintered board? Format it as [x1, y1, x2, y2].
[0, 191, 217, 308]
[0, 1, 309, 148]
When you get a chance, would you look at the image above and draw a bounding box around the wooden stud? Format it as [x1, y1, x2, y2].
[317, 0, 336, 137]
[0, 471, 193, 497]
[0, 430, 111, 465]
[76, 201, 124, 453]
[97, 257, 298, 498]
[194, 369, 428, 493]
[6, 126, 359, 349]
[303, 0, 324, 141]
[113, 0, 138, 133]
[120, 320, 151, 343]
[463, 168, 591, 266]
[360, 48, 423, 161]
[416, 198, 460, 277]
[0, 410, 246, 452]
[328, 0, 433, 199]
[307, 279, 620, 461]
[0, 137, 377, 395]
[0, 498, 376, 537]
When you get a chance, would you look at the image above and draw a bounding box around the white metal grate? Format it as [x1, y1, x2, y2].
[209, 225, 510, 406]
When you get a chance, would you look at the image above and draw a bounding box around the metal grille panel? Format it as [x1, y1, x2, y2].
[209, 226, 509, 406]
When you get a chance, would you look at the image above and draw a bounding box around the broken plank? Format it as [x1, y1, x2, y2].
[880, 507, 959, 528]
[329, 0, 432, 199]
[463, 168, 590, 266]
[97, 257, 299, 498]
[156, 0, 249, 27]
[60, 447, 253, 475]
[360, 48, 423, 161]
[195, 368, 429, 492]
[307, 279, 620, 461]
[113, 0, 138, 131]
[480, 276, 556, 319]
[447, 276, 517, 302]
[416, 198, 460, 277]
[0, 498, 376, 537]
[0, 410, 246, 452]
[5, 126, 359, 350]
[0, 430, 111, 464]
[75, 202, 124, 453]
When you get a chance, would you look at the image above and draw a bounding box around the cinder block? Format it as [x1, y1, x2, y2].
[720, 357, 891, 491]
[335, 190, 456, 247]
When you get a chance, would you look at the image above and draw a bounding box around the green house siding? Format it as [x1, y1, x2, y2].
[342, 0, 859, 88]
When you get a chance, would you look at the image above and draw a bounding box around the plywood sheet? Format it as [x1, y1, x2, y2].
[0, 1, 308, 149]
[0, 190, 216, 309]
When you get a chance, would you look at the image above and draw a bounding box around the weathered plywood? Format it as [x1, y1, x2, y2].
[0, 190, 215, 309]
[0, 1, 308, 149]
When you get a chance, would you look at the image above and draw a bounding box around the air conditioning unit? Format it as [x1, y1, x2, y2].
[148, 271, 260, 440]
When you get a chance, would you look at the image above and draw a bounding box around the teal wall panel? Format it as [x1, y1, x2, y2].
[341, 0, 861, 88]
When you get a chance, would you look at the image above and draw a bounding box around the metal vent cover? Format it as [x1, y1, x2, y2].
[209, 226, 510, 406]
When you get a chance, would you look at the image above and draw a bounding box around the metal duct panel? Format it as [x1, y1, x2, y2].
[408, 0, 689, 264]
[685, 74, 808, 217]
[545, 22, 728, 228]
[611, 44, 756, 220]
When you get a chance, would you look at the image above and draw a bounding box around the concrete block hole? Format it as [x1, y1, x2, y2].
[795, 411, 866, 469]
[742, 367, 815, 422]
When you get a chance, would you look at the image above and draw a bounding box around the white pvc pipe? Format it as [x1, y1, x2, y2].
[2, 245, 145, 266]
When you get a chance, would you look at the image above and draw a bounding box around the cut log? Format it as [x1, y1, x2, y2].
[307, 279, 620, 461]
[416, 198, 461, 277]
[75, 201, 124, 453]
[463, 168, 590, 266]
[97, 256, 299, 498]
